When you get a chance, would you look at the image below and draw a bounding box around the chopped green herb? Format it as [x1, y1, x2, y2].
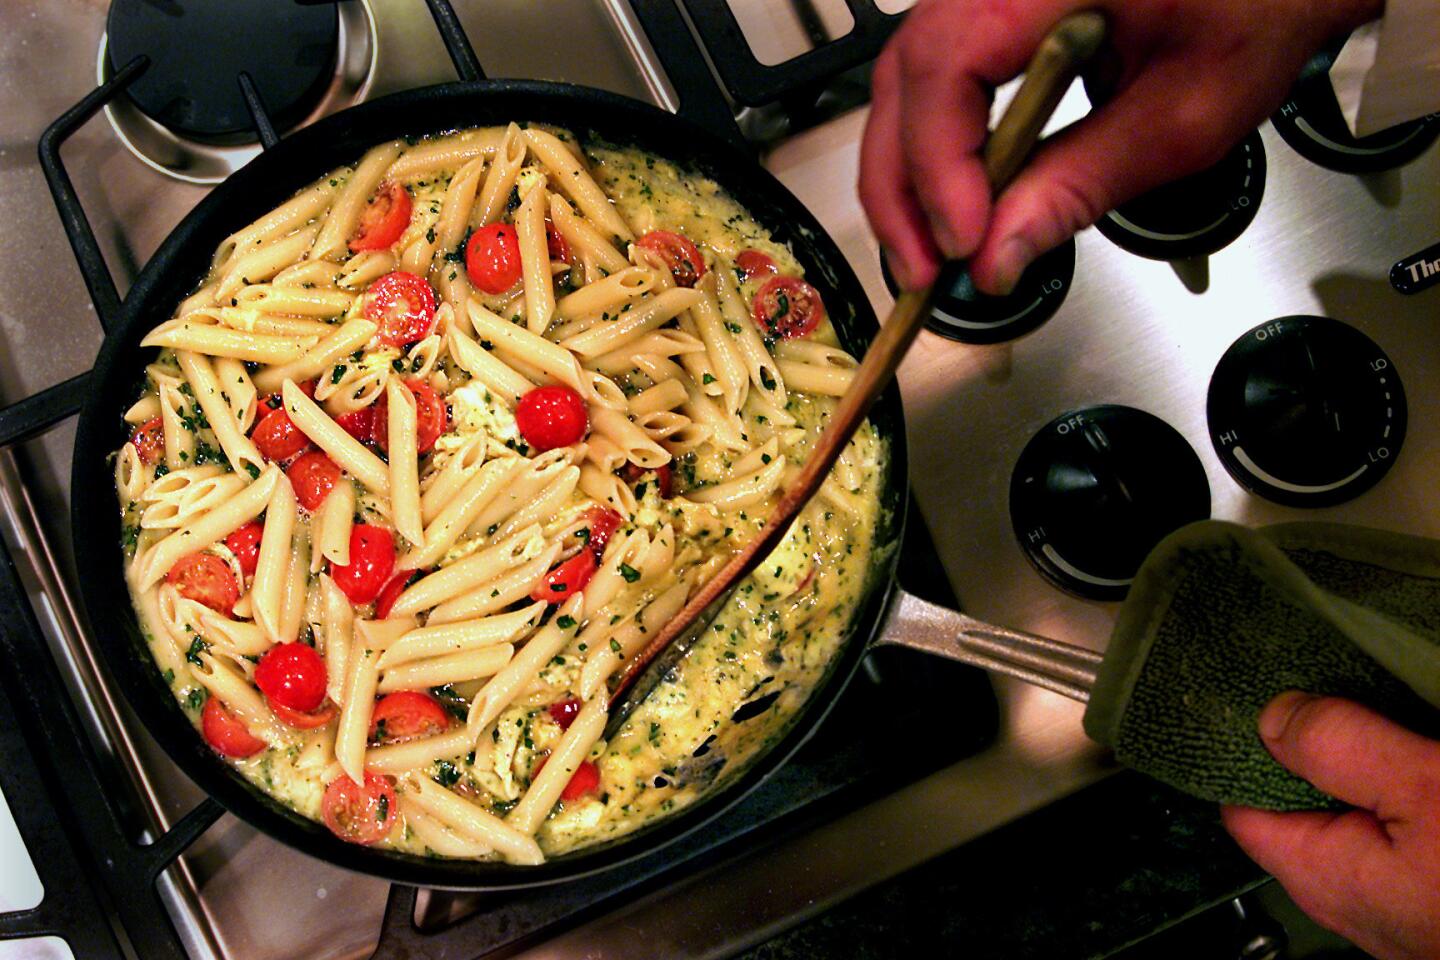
[556, 614, 576, 629]
[330, 365, 347, 384]
[618, 563, 640, 583]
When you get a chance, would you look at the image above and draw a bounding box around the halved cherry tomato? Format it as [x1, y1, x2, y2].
[321, 771, 397, 845]
[201, 697, 266, 758]
[621, 461, 673, 498]
[636, 230, 706, 287]
[548, 698, 581, 731]
[545, 219, 570, 263]
[465, 223, 523, 294]
[349, 182, 413, 253]
[374, 570, 420, 620]
[270, 700, 337, 729]
[529, 549, 597, 603]
[130, 416, 165, 464]
[251, 407, 312, 462]
[225, 521, 264, 578]
[372, 379, 447, 454]
[581, 506, 623, 557]
[752, 276, 825, 340]
[530, 755, 601, 802]
[330, 525, 395, 605]
[365, 271, 437, 347]
[166, 553, 239, 615]
[515, 385, 587, 452]
[287, 450, 343, 512]
[735, 249, 779, 280]
[335, 407, 375, 442]
[369, 691, 449, 743]
[255, 642, 327, 713]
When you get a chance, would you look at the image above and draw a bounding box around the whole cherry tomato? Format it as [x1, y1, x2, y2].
[251, 406, 312, 462]
[349, 181, 412, 252]
[334, 407, 375, 443]
[636, 230, 706, 287]
[465, 223, 523, 294]
[515, 385, 587, 452]
[166, 553, 239, 615]
[372, 379, 447, 454]
[735, 249, 779, 281]
[369, 691, 449, 743]
[321, 771, 397, 845]
[287, 450, 343, 512]
[373, 570, 420, 620]
[751, 276, 825, 340]
[365, 271, 437, 347]
[533, 755, 602, 802]
[330, 525, 395, 605]
[270, 700, 337, 730]
[254, 642, 328, 713]
[130, 416, 165, 464]
[224, 521, 264, 578]
[201, 697, 266, 758]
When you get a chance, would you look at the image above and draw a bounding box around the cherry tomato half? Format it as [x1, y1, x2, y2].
[752, 276, 825, 340]
[621, 462, 673, 499]
[255, 642, 327, 713]
[374, 570, 420, 620]
[735, 249, 779, 281]
[270, 699, 337, 730]
[350, 182, 413, 253]
[166, 553, 239, 616]
[529, 549, 597, 603]
[465, 223, 523, 294]
[372, 379, 447, 454]
[581, 506, 623, 557]
[321, 771, 397, 845]
[548, 698, 581, 731]
[365, 271, 437, 347]
[369, 691, 450, 743]
[515, 385, 587, 452]
[545, 218, 570, 263]
[330, 525, 395, 605]
[251, 406, 313, 462]
[130, 416, 165, 464]
[224, 521, 264, 578]
[335, 407, 375, 443]
[201, 697, 266, 759]
[287, 450, 343, 512]
[636, 230, 706, 287]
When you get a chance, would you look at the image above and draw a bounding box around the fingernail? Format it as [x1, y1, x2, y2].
[1258, 691, 1318, 742]
[989, 237, 1036, 297]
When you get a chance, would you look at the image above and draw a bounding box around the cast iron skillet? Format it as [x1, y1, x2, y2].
[71, 80, 909, 889]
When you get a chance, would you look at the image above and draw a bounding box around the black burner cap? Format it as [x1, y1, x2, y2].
[107, 0, 339, 142]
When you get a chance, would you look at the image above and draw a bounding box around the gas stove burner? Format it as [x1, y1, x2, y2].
[879, 239, 1074, 344]
[1010, 405, 1211, 600]
[1271, 49, 1439, 174]
[99, 0, 377, 183]
[1093, 131, 1266, 261]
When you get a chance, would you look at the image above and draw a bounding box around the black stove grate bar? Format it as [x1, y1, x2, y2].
[0, 524, 224, 957]
[237, 72, 281, 150]
[0, 372, 90, 449]
[421, 0, 487, 83]
[676, 0, 901, 108]
[38, 55, 150, 334]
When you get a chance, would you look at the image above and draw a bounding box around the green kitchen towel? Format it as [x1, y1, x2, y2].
[1083, 520, 1440, 810]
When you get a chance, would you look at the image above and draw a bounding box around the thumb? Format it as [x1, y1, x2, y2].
[1256, 692, 1440, 819]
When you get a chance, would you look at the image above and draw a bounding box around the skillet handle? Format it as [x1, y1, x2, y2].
[875, 588, 1101, 703]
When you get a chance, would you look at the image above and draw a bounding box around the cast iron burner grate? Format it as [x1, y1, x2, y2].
[0, 2, 995, 955]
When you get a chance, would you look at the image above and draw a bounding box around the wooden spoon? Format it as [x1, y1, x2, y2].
[605, 11, 1109, 736]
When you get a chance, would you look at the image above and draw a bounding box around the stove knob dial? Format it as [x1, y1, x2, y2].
[1207, 316, 1406, 507]
[1010, 405, 1211, 600]
[879, 238, 1075, 344]
[1094, 131, 1266, 260]
[1272, 49, 1439, 173]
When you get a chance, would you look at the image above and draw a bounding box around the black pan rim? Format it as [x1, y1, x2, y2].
[71, 78, 909, 889]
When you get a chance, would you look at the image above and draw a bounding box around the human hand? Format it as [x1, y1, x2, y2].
[1221, 692, 1440, 960]
[859, 0, 1382, 294]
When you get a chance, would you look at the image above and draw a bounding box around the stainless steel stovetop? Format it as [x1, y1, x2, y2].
[1, 1, 1436, 958]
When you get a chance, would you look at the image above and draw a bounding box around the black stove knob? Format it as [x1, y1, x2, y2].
[1010, 405, 1211, 600]
[879, 239, 1074, 344]
[1094, 132, 1266, 260]
[1207, 315, 1406, 507]
[1272, 49, 1439, 174]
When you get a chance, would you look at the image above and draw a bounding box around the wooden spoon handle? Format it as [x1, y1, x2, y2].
[606, 11, 1108, 723]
